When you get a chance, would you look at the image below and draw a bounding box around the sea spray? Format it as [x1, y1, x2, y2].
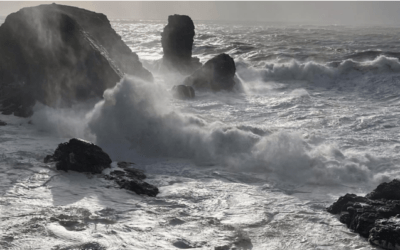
[237, 55, 400, 85]
[74, 76, 391, 186]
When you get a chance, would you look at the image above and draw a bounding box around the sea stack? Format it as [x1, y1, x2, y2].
[183, 53, 238, 91]
[0, 4, 152, 117]
[161, 14, 201, 74]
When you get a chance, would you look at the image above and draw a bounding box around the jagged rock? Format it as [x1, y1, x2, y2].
[327, 179, 400, 249]
[116, 161, 147, 180]
[161, 14, 201, 74]
[106, 164, 159, 197]
[366, 179, 400, 200]
[172, 85, 195, 99]
[44, 138, 112, 173]
[326, 193, 369, 214]
[0, 4, 152, 117]
[44, 140, 158, 197]
[183, 53, 237, 91]
[369, 216, 400, 250]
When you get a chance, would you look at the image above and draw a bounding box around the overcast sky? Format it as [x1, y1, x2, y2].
[2, 1, 400, 26]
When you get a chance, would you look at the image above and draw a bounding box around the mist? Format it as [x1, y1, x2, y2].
[2, 2, 400, 26]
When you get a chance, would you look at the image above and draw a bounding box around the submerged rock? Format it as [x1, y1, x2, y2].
[45, 139, 158, 197]
[105, 163, 159, 197]
[327, 179, 400, 249]
[53, 242, 107, 250]
[0, 4, 152, 117]
[183, 53, 237, 91]
[172, 85, 195, 99]
[161, 14, 201, 74]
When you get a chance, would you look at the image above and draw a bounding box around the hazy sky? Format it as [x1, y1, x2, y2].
[1, 1, 400, 26]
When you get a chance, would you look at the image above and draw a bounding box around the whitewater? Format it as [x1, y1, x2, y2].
[2, 19, 400, 249]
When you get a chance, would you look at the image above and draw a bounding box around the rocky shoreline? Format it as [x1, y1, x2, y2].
[327, 180, 400, 250]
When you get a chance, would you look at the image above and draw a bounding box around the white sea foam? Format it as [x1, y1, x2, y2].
[237, 55, 400, 85]
[6, 21, 400, 250]
[57, 75, 389, 187]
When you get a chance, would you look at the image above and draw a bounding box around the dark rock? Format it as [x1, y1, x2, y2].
[0, 120, 6, 126]
[45, 139, 158, 197]
[161, 15, 201, 74]
[183, 53, 237, 91]
[44, 138, 112, 173]
[53, 242, 107, 250]
[169, 218, 185, 225]
[108, 168, 158, 197]
[366, 179, 400, 200]
[124, 168, 146, 180]
[116, 177, 159, 197]
[172, 85, 195, 99]
[369, 216, 400, 250]
[173, 240, 193, 249]
[214, 246, 230, 250]
[117, 161, 135, 168]
[326, 193, 368, 214]
[116, 161, 146, 180]
[0, 4, 152, 117]
[327, 179, 400, 249]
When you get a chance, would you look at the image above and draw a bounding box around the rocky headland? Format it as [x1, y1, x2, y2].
[0, 4, 152, 117]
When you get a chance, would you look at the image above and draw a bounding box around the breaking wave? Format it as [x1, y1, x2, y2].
[237, 55, 400, 85]
[78, 76, 392, 186]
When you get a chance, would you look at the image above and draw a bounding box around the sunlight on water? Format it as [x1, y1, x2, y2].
[2, 19, 400, 249]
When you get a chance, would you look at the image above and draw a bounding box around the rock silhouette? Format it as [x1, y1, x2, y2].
[183, 53, 237, 91]
[45, 138, 159, 197]
[44, 138, 112, 174]
[161, 14, 201, 74]
[0, 4, 152, 117]
[172, 85, 195, 99]
[327, 179, 400, 249]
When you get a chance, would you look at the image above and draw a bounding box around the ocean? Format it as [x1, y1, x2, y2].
[1, 19, 399, 249]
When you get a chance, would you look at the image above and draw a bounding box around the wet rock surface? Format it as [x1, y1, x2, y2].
[45, 139, 158, 197]
[105, 164, 159, 197]
[183, 53, 237, 91]
[0, 4, 152, 117]
[44, 138, 112, 174]
[172, 85, 195, 99]
[327, 179, 400, 249]
[161, 14, 201, 74]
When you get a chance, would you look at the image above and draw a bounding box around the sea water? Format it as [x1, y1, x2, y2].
[1, 19, 400, 249]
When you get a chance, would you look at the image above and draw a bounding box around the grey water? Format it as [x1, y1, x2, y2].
[2, 19, 400, 249]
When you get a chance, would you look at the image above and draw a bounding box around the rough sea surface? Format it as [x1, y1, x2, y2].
[2, 19, 400, 249]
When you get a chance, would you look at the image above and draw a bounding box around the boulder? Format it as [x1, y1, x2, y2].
[0, 120, 6, 126]
[327, 179, 400, 249]
[44, 139, 159, 197]
[0, 4, 152, 117]
[44, 138, 112, 173]
[161, 14, 201, 74]
[172, 85, 195, 99]
[183, 53, 237, 91]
